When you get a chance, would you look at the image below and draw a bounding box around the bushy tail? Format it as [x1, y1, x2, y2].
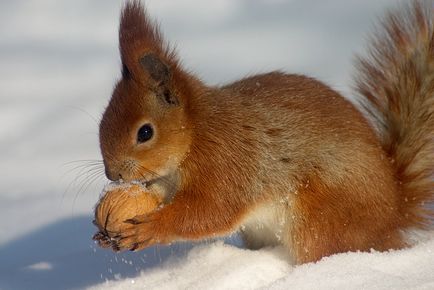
[355, 1, 434, 229]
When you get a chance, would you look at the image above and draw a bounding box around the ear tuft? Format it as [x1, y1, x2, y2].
[119, 1, 163, 53]
[119, 0, 177, 81]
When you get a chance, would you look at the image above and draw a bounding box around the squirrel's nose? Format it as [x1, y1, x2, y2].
[105, 167, 119, 181]
[104, 159, 137, 182]
[105, 167, 134, 182]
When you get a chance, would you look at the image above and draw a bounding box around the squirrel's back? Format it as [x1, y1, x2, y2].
[204, 71, 386, 184]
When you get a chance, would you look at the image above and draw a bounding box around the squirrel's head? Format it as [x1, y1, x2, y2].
[99, 1, 195, 183]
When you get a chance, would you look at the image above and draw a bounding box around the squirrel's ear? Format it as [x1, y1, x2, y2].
[140, 53, 180, 105]
[118, 1, 178, 86]
[139, 53, 170, 85]
[118, 1, 196, 107]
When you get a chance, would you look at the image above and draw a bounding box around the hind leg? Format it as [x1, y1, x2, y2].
[287, 177, 405, 264]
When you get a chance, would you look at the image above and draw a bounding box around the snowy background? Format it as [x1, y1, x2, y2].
[1, 0, 433, 289]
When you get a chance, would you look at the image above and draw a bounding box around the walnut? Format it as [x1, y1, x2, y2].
[94, 183, 162, 236]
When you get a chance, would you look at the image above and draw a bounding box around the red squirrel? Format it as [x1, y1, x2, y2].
[95, 0, 434, 264]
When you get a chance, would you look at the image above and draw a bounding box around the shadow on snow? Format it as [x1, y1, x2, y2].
[0, 215, 243, 290]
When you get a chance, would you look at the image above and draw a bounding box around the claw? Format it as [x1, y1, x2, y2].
[130, 243, 139, 251]
[111, 243, 121, 252]
[92, 232, 104, 241]
[111, 234, 121, 241]
[124, 218, 141, 225]
[98, 239, 112, 248]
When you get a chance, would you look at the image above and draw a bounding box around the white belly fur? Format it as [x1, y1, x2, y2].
[240, 201, 289, 249]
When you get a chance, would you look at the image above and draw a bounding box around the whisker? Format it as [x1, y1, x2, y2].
[61, 163, 104, 182]
[75, 168, 105, 197]
[62, 162, 104, 201]
[65, 105, 100, 126]
[60, 160, 104, 188]
[61, 162, 104, 212]
[72, 168, 105, 214]
[81, 169, 106, 196]
[61, 159, 104, 166]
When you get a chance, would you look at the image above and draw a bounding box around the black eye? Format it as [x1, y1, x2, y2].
[137, 124, 154, 143]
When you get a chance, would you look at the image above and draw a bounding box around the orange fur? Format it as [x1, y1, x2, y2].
[355, 1, 434, 230]
[97, 0, 434, 264]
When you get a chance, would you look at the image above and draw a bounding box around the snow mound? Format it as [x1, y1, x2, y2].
[88, 233, 434, 290]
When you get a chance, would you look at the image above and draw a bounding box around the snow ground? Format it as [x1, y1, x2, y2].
[1, 0, 433, 289]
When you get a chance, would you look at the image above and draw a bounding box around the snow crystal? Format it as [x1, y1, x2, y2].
[25, 262, 53, 271]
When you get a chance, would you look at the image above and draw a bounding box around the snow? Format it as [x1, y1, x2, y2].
[26, 262, 54, 271]
[1, 0, 433, 289]
[88, 241, 291, 290]
[88, 236, 434, 290]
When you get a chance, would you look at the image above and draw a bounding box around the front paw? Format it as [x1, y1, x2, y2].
[92, 231, 112, 248]
[111, 213, 168, 252]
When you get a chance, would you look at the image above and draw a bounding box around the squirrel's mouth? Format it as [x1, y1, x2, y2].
[124, 179, 153, 188]
[133, 175, 165, 189]
[143, 178, 156, 187]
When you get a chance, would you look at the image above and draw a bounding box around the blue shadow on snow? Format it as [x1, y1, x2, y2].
[0, 215, 243, 290]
